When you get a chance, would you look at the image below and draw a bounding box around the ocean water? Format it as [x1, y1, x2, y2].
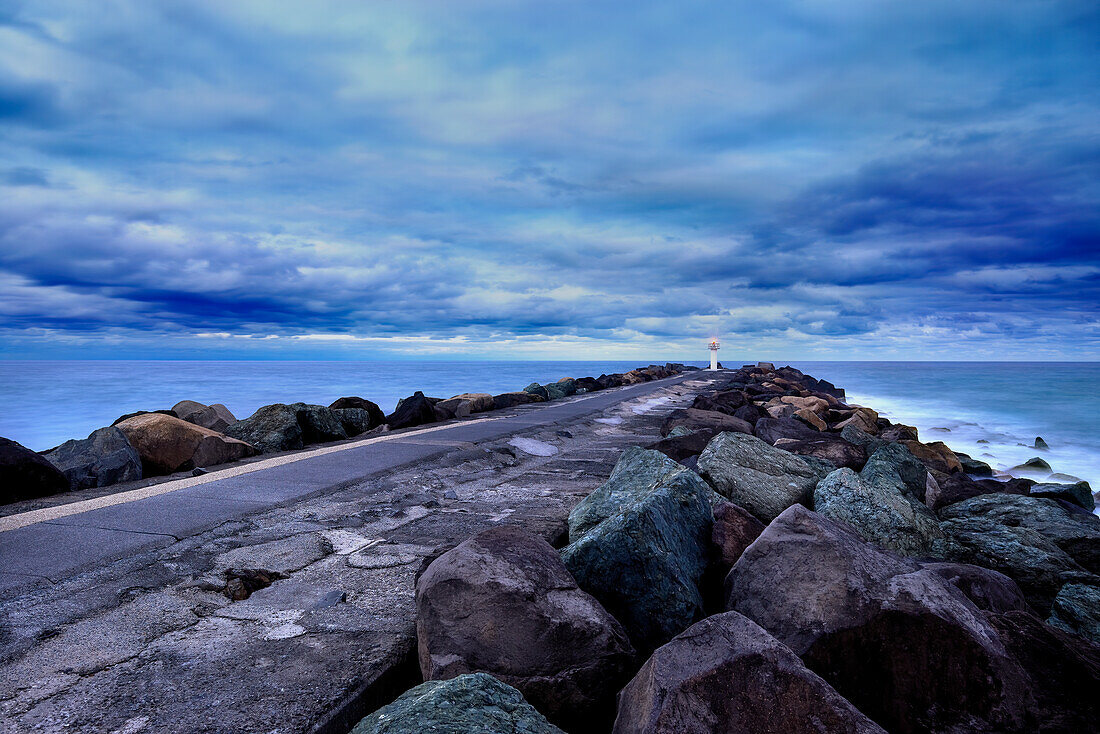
[1, 360, 1096, 494]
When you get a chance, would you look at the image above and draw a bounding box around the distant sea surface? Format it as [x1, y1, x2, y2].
[1, 360, 1096, 492]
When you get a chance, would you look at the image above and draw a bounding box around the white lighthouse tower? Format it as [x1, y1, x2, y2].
[708, 338, 720, 370]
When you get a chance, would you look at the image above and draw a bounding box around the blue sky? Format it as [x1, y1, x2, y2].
[0, 0, 1097, 360]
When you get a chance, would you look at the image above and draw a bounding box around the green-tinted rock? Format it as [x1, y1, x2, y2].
[697, 432, 829, 522]
[568, 446, 700, 540]
[956, 452, 994, 477]
[814, 467, 949, 558]
[351, 673, 564, 734]
[524, 383, 550, 400]
[1030, 481, 1095, 512]
[860, 442, 928, 499]
[1048, 583, 1100, 644]
[543, 383, 567, 400]
[562, 458, 713, 654]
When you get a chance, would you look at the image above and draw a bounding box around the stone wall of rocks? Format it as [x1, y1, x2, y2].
[0, 363, 696, 504]
[350, 362, 1100, 734]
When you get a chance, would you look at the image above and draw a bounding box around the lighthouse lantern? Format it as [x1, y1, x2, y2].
[708, 339, 720, 370]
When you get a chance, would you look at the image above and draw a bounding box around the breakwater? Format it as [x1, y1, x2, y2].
[357, 362, 1100, 733]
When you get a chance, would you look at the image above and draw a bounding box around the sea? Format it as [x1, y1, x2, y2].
[1, 360, 1096, 493]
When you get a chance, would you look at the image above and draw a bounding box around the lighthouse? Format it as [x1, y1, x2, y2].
[708, 339, 720, 370]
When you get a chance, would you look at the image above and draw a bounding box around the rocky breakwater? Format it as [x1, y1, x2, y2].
[345, 362, 1100, 733]
[1, 363, 694, 506]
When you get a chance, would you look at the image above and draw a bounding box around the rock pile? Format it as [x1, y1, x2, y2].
[1, 363, 695, 503]
[349, 362, 1100, 733]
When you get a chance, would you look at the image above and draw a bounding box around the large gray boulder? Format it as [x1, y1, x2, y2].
[562, 449, 713, 654]
[328, 396, 386, 428]
[350, 673, 564, 734]
[613, 612, 886, 734]
[660, 409, 751, 438]
[568, 446, 698, 540]
[225, 404, 303, 453]
[773, 435, 867, 470]
[42, 426, 141, 489]
[387, 391, 438, 429]
[813, 466, 948, 559]
[860, 442, 928, 500]
[333, 407, 378, 436]
[922, 562, 1032, 614]
[288, 402, 347, 443]
[1030, 481, 1095, 512]
[1047, 583, 1100, 644]
[416, 526, 634, 730]
[697, 432, 828, 523]
[725, 505, 1028, 734]
[940, 493, 1100, 609]
[1, 436, 69, 503]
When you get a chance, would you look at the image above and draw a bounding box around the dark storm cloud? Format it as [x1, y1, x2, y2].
[0, 0, 1097, 358]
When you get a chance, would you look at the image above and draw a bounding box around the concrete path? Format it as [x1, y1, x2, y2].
[0, 371, 723, 734]
[0, 372, 703, 593]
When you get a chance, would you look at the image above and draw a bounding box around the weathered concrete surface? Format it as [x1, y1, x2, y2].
[0, 371, 721, 734]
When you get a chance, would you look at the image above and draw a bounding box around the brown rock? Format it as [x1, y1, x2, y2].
[613, 612, 886, 734]
[725, 505, 1027, 734]
[793, 407, 827, 431]
[451, 392, 495, 412]
[834, 407, 879, 434]
[903, 440, 962, 474]
[117, 413, 255, 475]
[416, 525, 635, 731]
[711, 501, 765, 571]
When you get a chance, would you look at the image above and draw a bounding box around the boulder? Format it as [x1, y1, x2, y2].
[225, 404, 302, 453]
[1034, 436, 1050, 450]
[433, 398, 472, 420]
[1012, 456, 1052, 472]
[922, 562, 1032, 613]
[859, 442, 928, 500]
[596, 373, 624, 390]
[902, 440, 962, 474]
[540, 383, 565, 401]
[659, 409, 751, 438]
[752, 416, 820, 445]
[1, 436, 70, 503]
[328, 396, 386, 428]
[554, 378, 577, 396]
[451, 392, 494, 413]
[646, 430, 716, 463]
[416, 526, 635, 730]
[773, 436, 867, 470]
[1047, 583, 1100, 644]
[878, 423, 919, 442]
[493, 391, 537, 410]
[780, 394, 830, 414]
[834, 407, 879, 434]
[562, 453, 713, 654]
[926, 473, 1031, 512]
[725, 505, 1028, 734]
[939, 495, 1100, 613]
[350, 673, 564, 734]
[42, 426, 141, 490]
[940, 493, 1100, 576]
[757, 361, 775, 371]
[524, 382, 550, 400]
[612, 612, 886, 734]
[813, 466, 948, 558]
[111, 409, 176, 425]
[732, 403, 764, 424]
[988, 610, 1100, 733]
[793, 407, 827, 430]
[288, 403, 347, 443]
[690, 390, 746, 415]
[568, 446, 708, 540]
[387, 391, 438, 430]
[697, 432, 828, 523]
[333, 407, 378, 436]
[1030, 481, 1095, 512]
[171, 400, 237, 432]
[710, 501, 765, 572]
[573, 377, 601, 393]
[117, 413, 254, 475]
[956, 452, 993, 477]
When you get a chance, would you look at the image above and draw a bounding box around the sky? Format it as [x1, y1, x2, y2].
[0, 0, 1097, 361]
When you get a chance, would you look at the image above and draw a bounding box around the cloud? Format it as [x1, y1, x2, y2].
[0, 0, 1097, 359]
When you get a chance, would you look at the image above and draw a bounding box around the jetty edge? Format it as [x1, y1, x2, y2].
[0, 362, 1096, 734]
